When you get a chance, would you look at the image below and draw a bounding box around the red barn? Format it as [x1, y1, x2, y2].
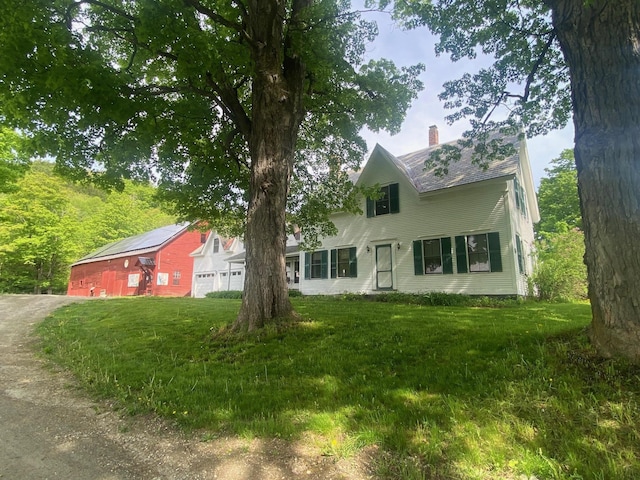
[67, 223, 207, 297]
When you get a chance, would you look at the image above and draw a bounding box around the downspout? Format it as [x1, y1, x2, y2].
[154, 250, 160, 296]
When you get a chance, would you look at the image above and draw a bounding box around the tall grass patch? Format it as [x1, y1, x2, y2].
[37, 297, 639, 479]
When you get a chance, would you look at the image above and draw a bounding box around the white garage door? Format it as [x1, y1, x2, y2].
[228, 270, 244, 290]
[193, 273, 215, 298]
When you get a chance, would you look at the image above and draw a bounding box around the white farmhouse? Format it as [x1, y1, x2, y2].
[191, 127, 539, 298]
[298, 127, 539, 297]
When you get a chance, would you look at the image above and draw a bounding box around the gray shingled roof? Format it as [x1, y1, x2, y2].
[364, 133, 521, 194]
[72, 223, 190, 266]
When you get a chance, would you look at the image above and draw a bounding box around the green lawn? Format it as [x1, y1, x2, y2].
[37, 297, 639, 479]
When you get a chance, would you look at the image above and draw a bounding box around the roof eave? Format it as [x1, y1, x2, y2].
[71, 246, 159, 267]
[417, 174, 514, 198]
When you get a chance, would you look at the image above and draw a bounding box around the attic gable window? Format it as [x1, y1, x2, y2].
[366, 183, 400, 217]
[213, 238, 220, 253]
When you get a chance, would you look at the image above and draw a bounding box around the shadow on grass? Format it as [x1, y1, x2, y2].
[39, 297, 640, 480]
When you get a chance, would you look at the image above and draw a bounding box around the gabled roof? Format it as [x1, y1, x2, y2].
[72, 223, 191, 266]
[360, 133, 521, 194]
[190, 233, 239, 257]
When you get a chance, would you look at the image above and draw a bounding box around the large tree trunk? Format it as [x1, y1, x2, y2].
[551, 0, 640, 361]
[233, 0, 308, 332]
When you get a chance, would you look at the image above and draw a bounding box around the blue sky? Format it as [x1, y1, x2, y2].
[357, 9, 574, 188]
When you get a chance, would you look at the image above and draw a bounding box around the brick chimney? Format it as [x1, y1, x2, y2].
[429, 125, 439, 147]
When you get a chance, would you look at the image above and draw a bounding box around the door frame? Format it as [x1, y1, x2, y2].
[375, 243, 394, 290]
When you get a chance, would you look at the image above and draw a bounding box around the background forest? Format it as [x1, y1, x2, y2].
[0, 161, 175, 294]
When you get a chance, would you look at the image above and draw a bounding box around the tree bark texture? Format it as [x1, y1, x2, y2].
[233, 0, 309, 331]
[550, 0, 640, 360]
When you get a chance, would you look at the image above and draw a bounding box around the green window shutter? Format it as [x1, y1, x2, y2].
[455, 236, 468, 273]
[389, 183, 400, 214]
[366, 197, 374, 218]
[413, 240, 423, 275]
[514, 178, 521, 210]
[321, 250, 329, 279]
[349, 247, 358, 277]
[330, 249, 337, 278]
[304, 252, 310, 280]
[488, 232, 503, 272]
[516, 235, 524, 274]
[441, 237, 453, 274]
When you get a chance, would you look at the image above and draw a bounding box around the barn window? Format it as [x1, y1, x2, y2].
[200, 233, 207, 244]
[173, 270, 181, 286]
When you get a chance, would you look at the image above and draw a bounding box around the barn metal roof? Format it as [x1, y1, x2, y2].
[72, 223, 191, 266]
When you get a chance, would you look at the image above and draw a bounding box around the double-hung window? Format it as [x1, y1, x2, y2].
[331, 247, 357, 278]
[305, 248, 358, 279]
[412, 238, 453, 275]
[455, 232, 503, 273]
[366, 183, 400, 217]
[310, 252, 324, 279]
[304, 251, 329, 279]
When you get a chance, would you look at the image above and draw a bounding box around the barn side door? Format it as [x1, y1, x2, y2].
[100, 271, 116, 296]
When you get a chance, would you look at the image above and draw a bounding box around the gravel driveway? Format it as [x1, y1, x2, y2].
[0, 295, 374, 480]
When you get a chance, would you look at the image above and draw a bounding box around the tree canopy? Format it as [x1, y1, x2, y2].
[0, 0, 422, 236]
[535, 149, 581, 238]
[532, 149, 586, 301]
[0, 127, 30, 193]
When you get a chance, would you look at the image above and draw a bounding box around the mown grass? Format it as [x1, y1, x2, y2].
[36, 297, 640, 479]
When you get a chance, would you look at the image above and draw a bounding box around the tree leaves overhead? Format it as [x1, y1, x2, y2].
[0, 128, 31, 193]
[385, 0, 571, 165]
[0, 0, 424, 231]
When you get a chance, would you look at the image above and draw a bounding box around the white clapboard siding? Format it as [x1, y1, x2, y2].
[299, 150, 534, 296]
